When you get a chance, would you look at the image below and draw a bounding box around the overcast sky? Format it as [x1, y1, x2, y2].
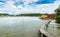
[0, 0, 60, 14]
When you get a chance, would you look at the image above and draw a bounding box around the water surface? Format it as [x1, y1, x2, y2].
[48, 20, 60, 35]
[0, 17, 48, 37]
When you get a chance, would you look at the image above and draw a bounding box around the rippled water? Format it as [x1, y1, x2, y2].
[0, 17, 48, 37]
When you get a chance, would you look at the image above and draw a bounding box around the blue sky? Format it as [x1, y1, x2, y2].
[0, 0, 60, 14]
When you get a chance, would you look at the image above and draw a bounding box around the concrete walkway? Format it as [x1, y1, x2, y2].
[39, 19, 52, 37]
[40, 19, 60, 37]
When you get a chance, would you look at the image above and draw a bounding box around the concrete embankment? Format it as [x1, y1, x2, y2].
[38, 20, 51, 37]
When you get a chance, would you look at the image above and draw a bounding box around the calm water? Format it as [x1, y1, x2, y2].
[48, 20, 60, 35]
[0, 17, 48, 37]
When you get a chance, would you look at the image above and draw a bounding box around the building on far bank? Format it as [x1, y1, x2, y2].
[40, 14, 56, 19]
[40, 14, 47, 19]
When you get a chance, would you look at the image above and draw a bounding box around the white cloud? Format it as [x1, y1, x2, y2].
[20, 0, 60, 14]
[32, 0, 60, 14]
[36, 4, 58, 14]
[0, 2, 4, 4]
[0, 0, 60, 14]
[17, 5, 23, 9]
[13, 0, 21, 2]
[0, 1, 22, 14]
[16, 0, 60, 14]
[23, 0, 38, 6]
[23, 0, 38, 2]
[30, 0, 38, 2]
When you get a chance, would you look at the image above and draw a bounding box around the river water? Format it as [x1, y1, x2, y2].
[0, 17, 48, 37]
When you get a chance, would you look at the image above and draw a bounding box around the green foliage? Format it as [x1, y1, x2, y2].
[18, 13, 42, 16]
[0, 13, 9, 16]
[55, 7, 60, 23]
[0, 13, 42, 16]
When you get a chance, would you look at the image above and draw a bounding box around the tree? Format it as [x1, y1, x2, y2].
[55, 5, 60, 23]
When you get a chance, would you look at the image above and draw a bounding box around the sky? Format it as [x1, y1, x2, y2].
[0, 0, 60, 15]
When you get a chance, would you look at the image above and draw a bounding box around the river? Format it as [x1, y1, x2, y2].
[0, 16, 48, 37]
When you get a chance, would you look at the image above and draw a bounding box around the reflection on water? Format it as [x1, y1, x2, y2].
[48, 20, 60, 35]
[0, 17, 48, 37]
